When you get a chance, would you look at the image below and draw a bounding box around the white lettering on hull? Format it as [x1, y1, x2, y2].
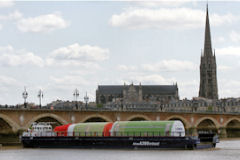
[132, 141, 160, 146]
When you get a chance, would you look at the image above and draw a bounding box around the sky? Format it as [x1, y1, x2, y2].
[1, 0, 240, 105]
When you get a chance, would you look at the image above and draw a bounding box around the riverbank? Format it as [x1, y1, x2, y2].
[220, 137, 240, 141]
[0, 145, 22, 150]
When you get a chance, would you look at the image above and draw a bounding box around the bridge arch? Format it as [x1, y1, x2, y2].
[81, 115, 112, 122]
[195, 117, 219, 133]
[224, 118, 240, 138]
[194, 117, 220, 128]
[223, 118, 240, 127]
[165, 115, 190, 129]
[126, 115, 151, 121]
[26, 113, 68, 129]
[0, 113, 20, 132]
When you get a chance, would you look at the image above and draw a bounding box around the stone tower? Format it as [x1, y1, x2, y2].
[199, 5, 218, 99]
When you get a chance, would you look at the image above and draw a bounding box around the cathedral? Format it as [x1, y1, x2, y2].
[96, 5, 219, 105]
[96, 83, 179, 104]
[199, 5, 218, 99]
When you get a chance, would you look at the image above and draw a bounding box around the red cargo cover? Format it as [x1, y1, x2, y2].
[103, 122, 113, 137]
[54, 124, 71, 136]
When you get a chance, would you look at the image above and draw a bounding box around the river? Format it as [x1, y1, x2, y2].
[0, 139, 239, 160]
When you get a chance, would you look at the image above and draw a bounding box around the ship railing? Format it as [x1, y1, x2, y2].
[29, 131, 186, 137]
[22, 131, 57, 137]
[23, 130, 218, 140]
[24, 131, 217, 142]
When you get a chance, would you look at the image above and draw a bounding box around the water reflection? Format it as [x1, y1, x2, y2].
[0, 140, 239, 160]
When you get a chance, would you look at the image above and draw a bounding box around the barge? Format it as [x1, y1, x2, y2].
[21, 121, 219, 149]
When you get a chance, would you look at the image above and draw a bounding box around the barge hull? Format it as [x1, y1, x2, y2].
[21, 136, 206, 149]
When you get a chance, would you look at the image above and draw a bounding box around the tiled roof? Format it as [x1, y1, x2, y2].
[97, 85, 178, 95]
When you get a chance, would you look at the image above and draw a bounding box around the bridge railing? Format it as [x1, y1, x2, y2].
[1, 104, 240, 114]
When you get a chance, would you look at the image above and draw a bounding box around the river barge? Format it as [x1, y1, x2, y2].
[21, 121, 219, 149]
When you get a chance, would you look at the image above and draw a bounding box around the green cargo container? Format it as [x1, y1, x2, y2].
[110, 121, 185, 137]
[72, 122, 109, 136]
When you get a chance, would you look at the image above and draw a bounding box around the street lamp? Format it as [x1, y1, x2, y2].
[73, 89, 79, 109]
[84, 92, 89, 108]
[22, 87, 28, 108]
[38, 89, 43, 108]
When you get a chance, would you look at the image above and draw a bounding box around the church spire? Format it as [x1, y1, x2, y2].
[199, 4, 218, 100]
[203, 3, 213, 57]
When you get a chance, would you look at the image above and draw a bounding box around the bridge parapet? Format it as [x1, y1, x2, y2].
[1, 104, 240, 114]
[1, 97, 240, 113]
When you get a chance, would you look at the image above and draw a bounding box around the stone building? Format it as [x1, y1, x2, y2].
[199, 5, 218, 99]
[96, 83, 179, 104]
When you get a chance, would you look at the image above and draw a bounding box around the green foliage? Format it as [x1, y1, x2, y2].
[97, 103, 103, 108]
[208, 106, 213, 111]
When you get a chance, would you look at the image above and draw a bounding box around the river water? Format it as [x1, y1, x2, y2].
[0, 140, 239, 160]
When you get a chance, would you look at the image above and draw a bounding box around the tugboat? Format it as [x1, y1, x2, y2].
[21, 121, 219, 149]
[22, 122, 56, 137]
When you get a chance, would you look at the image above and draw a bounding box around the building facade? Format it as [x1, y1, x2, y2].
[96, 83, 179, 104]
[199, 5, 218, 99]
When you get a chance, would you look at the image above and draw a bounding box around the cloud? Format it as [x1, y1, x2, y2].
[211, 13, 236, 26]
[0, 75, 22, 92]
[142, 60, 197, 72]
[0, 75, 20, 86]
[218, 65, 232, 71]
[115, 68, 176, 85]
[46, 58, 101, 69]
[17, 12, 69, 33]
[0, 10, 23, 20]
[215, 36, 225, 43]
[137, 1, 188, 8]
[216, 46, 240, 57]
[0, 45, 44, 67]
[0, 0, 14, 8]
[68, 70, 97, 76]
[45, 71, 99, 102]
[219, 79, 240, 98]
[117, 64, 138, 71]
[178, 80, 199, 98]
[47, 75, 93, 99]
[0, 43, 109, 69]
[110, 8, 237, 29]
[47, 43, 109, 67]
[0, 11, 68, 33]
[229, 30, 240, 43]
[50, 43, 109, 61]
[118, 60, 196, 73]
[126, 74, 176, 85]
[0, 10, 22, 30]
[50, 75, 91, 87]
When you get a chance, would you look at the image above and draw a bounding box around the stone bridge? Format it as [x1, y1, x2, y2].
[0, 109, 240, 138]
